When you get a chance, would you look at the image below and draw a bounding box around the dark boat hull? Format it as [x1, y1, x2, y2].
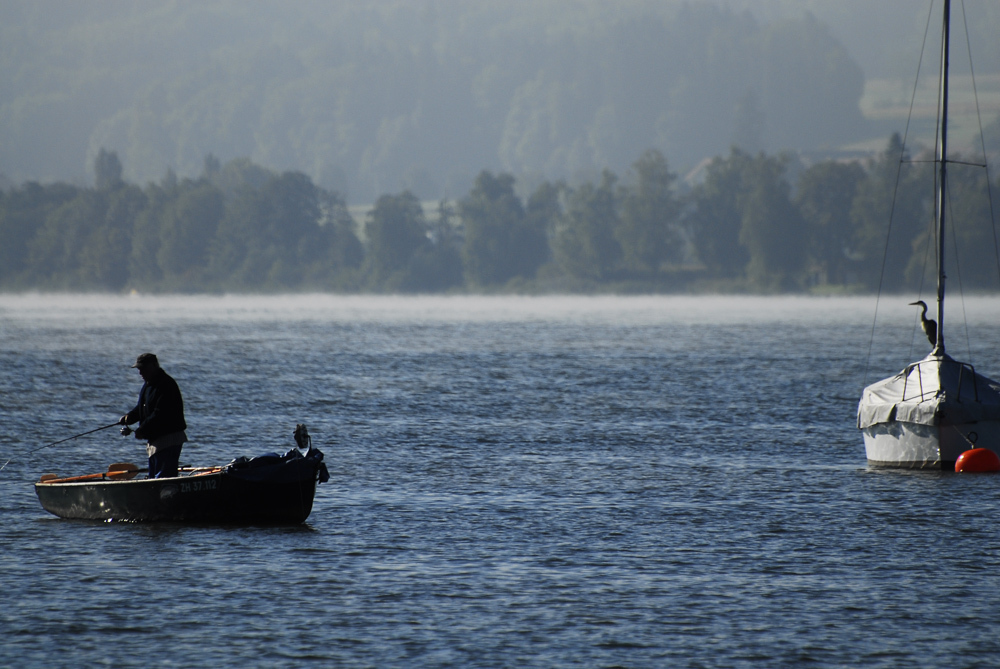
[35, 452, 326, 524]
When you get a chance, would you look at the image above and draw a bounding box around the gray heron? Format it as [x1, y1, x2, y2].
[909, 300, 937, 349]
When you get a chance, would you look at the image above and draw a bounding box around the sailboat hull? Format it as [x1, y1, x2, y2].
[863, 420, 1000, 469]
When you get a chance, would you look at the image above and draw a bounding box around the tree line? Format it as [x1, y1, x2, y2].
[1, 140, 998, 294]
[0, 1, 871, 203]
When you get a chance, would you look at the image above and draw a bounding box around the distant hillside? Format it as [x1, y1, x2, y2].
[2, 0, 996, 202]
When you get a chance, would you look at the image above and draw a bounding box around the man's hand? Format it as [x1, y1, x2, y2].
[119, 415, 129, 426]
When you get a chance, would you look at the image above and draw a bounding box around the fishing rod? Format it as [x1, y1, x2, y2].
[0, 421, 121, 471]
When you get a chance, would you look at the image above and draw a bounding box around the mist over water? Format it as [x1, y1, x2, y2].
[3, 295, 1000, 667]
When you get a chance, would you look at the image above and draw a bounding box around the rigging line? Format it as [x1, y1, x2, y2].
[985, 161, 1000, 292]
[907, 159, 985, 167]
[864, 152, 907, 386]
[946, 176, 973, 363]
[959, 0, 1000, 290]
[863, 0, 936, 385]
[919, 4, 943, 322]
[912, 193, 935, 361]
[934, 0, 948, 291]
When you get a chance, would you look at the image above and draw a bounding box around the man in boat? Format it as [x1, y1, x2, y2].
[118, 353, 188, 478]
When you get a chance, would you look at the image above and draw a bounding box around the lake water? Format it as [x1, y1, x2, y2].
[2, 294, 1000, 668]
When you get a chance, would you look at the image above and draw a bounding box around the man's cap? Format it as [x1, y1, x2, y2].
[131, 352, 159, 368]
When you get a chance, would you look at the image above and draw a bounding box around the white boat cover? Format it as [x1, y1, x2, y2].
[858, 353, 1000, 428]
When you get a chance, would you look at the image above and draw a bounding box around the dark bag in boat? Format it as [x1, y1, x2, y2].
[224, 447, 329, 483]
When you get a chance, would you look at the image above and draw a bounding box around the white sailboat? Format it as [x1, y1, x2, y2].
[858, 0, 1000, 469]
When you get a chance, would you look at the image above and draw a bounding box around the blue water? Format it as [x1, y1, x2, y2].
[2, 294, 1000, 668]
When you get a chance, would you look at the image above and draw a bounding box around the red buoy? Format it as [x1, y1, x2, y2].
[955, 448, 1000, 473]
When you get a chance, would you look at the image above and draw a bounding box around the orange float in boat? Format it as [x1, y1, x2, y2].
[955, 448, 1000, 473]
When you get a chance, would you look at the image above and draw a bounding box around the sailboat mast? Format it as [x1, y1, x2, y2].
[935, 0, 950, 354]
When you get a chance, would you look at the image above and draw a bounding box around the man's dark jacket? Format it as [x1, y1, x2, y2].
[125, 369, 187, 441]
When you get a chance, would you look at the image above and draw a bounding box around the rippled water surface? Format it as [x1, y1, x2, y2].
[3, 294, 1000, 668]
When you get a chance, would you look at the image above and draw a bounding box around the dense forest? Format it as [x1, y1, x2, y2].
[2, 139, 998, 294]
[0, 0, 917, 202]
[4, 2, 999, 294]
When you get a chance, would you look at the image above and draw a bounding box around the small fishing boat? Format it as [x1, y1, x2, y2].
[35, 425, 330, 523]
[858, 0, 1000, 469]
